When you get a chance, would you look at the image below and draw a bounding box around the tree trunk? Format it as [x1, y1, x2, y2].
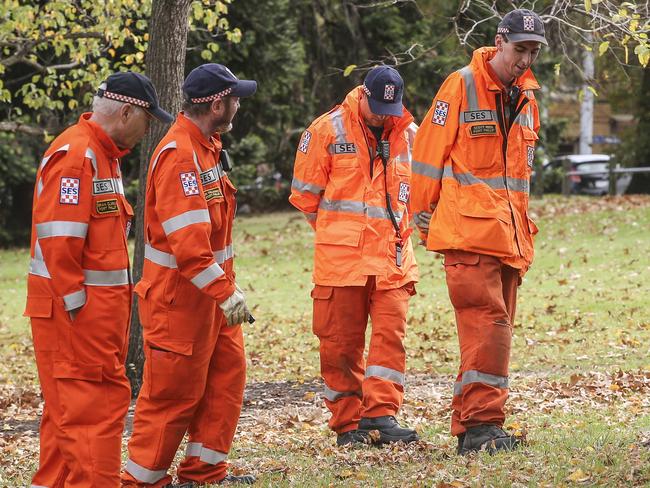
[126, 0, 192, 397]
[627, 65, 650, 194]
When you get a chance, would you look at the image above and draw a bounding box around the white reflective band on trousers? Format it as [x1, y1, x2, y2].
[452, 370, 509, 396]
[322, 382, 361, 402]
[365, 365, 405, 385]
[125, 458, 167, 484]
[185, 442, 228, 465]
[144, 243, 234, 268]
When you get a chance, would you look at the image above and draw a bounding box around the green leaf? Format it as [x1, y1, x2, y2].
[598, 41, 610, 56]
[584, 0, 591, 13]
[343, 64, 357, 77]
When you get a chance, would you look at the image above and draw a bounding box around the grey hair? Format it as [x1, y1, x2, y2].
[91, 96, 125, 116]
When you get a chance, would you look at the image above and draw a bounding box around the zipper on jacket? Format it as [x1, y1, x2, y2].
[359, 121, 375, 179]
[495, 91, 529, 259]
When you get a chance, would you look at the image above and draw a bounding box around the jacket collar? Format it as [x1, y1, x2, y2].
[470, 47, 541, 92]
[78, 113, 130, 159]
[176, 112, 222, 153]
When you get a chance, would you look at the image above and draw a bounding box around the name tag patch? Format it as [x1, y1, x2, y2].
[469, 124, 497, 136]
[93, 179, 115, 195]
[180, 171, 199, 196]
[60, 177, 80, 205]
[462, 110, 493, 123]
[204, 187, 224, 202]
[96, 198, 119, 214]
[332, 142, 357, 154]
[298, 130, 312, 154]
[398, 182, 410, 203]
[432, 100, 449, 126]
[200, 168, 218, 186]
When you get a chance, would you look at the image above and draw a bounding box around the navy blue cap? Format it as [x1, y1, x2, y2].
[362, 66, 404, 117]
[183, 63, 257, 104]
[97, 71, 173, 123]
[498, 9, 547, 46]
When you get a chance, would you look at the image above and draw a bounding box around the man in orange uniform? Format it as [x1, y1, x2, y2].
[410, 9, 546, 454]
[24, 72, 172, 487]
[122, 64, 256, 487]
[290, 66, 419, 446]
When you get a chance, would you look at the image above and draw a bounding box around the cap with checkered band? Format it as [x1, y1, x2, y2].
[97, 71, 174, 123]
[183, 63, 257, 104]
[362, 65, 404, 117]
[497, 9, 547, 46]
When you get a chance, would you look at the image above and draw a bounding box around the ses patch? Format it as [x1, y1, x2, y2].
[298, 130, 312, 154]
[180, 171, 200, 197]
[398, 182, 410, 203]
[92, 179, 115, 195]
[432, 100, 449, 126]
[462, 110, 493, 123]
[95, 198, 119, 215]
[200, 167, 218, 186]
[469, 124, 497, 136]
[331, 142, 356, 154]
[60, 177, 80, 205]
[527, 146, 535, 167]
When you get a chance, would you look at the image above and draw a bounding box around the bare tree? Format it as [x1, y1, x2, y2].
[126, 0, 192, 396]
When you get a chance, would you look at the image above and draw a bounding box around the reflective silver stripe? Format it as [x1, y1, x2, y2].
[36, 221, 88, 239]
[461, 370, 509, 389]
[329, 108, 347, 144]
[214, 244, 234, 264]
[459, 66, 479, 111]
[412, 160, 443, 180]
[292, 177, 323, 195]
[323, 383, 359, 402]
[29, 257, 51, 279]
[144, 244, 178, 268]
[199, 446, 228, 465]
[453, 381, 462, 397]
[145, 244, 233, 268]
[125, 459, 167, 484]
[161, 209, 210, 236]
[63, 289, 86, 311]
[305, 212, 317, 222]
[451, 171, 529, 194]
[365, 365, 405, 385]
[83, 269, 130, 286]
[190, 262, 224, 289]
[85, 148, 98, 174]
[31, 485, 49, 488]
[319, 198, 403, 223]
[110, 177, 125, 195]
[37, 144, 71, 197]
[151, 141, 177, 173]
[514, 109, 534, 129]
[186, 442, 202, 457]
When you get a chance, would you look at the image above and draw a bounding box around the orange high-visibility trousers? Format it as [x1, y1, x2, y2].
[311, 277, 414, 434]
[444, 251, 519, 436]
[121, 287, 246, 488]
[27, 276, 131, 488]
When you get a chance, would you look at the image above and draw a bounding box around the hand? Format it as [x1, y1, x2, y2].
[218, 284, 251, 326]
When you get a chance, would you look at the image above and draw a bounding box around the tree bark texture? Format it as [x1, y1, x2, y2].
[627, 65, 650, 194]
[126, 0, 192, 396]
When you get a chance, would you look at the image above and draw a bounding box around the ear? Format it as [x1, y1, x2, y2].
[120, 103, 133, 122]
[495, 34, 504, 51]
[211, 98, 224, 115]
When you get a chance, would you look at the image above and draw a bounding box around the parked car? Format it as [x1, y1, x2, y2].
[543, 154, 632, 196]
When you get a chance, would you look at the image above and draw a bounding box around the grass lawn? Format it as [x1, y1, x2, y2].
[1, 195, 649, 486]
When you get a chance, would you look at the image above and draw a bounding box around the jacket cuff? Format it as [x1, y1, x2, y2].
[62, 288, 86, 311]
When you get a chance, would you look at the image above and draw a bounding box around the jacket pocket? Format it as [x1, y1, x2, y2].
[457, 205, 514, 257]
[25, 296, 59, 352]
[311, 285, 333, 338]
[315, 221, 363, 247]
[146, 340, 202, 400]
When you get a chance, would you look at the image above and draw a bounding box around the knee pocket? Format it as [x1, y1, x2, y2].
[146, 341, 204, 400]
[53, 360, 107, 425]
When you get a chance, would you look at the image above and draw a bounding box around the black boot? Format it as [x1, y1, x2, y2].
[459, 424, 520, 455]
[220, 474, 256, 485]
[358, 415, 419, 444]
[336, 429, 369, 446]
[456, 433, 466, 455]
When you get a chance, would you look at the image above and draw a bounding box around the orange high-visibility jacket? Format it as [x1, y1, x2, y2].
[411, 47, 540, 272]
[137, 112, 237, 327]
[26, 113, 134, 315]
[290, 87, 419, 289]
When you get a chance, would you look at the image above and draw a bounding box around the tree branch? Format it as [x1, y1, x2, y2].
[0, 121, 45, 136]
